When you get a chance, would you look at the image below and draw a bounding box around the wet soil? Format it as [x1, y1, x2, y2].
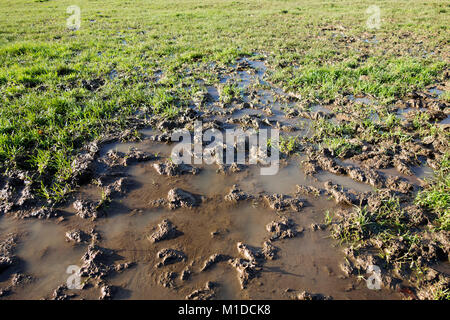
[0, 56, 448, 300]
[0, 137, 402, 299]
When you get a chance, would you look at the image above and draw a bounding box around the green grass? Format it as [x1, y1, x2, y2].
[220, 83, 241, 103]
[0, 0, 448, 199]
[416, 153, 450, 231]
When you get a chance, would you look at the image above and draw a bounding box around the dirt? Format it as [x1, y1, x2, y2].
[0, 56, 448, 300]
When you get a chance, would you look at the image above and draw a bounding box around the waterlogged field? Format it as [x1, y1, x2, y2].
[0, 0, 449, 300]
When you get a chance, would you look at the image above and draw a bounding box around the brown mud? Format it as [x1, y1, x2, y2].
[0, 56, 448, 300]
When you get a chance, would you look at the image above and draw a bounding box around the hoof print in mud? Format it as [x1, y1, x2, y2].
[148, 219, 182, 243]
[167, 188, 202, 209]
[266, 218, 299, 241]
[156, 248, 187, 267]
[1, 0, 449, 302]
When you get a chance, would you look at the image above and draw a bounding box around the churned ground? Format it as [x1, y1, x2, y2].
[0, 0, 449, 300]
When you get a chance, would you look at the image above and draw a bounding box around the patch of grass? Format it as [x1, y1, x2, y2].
[441, 91, 450, 103]
[312, 118, 356, 139]
[271, 57, 445, 104]
[220, 83, 241, 103]
[332, 196, 415, 256]
[0, 0, 448, 201]
[278, 135, 299, 155]
[416, 153, 450, 231]
[321, 136, 362, 158]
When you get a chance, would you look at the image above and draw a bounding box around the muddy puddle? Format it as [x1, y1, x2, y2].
[0, 132, 402, 300]
[6, 56, 445, 300]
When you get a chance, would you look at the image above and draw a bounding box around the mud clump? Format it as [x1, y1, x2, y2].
[103, 177, 129, 197]
[65, 228, 99, 244]
[227, 241, 279, 288]
[71, 152, 96, 185]
[0, 173, 40, 214]
[385, 176, 413, 194]
[0, 235, 17, 274]
[228, 258, 261, 289]
[217, 163, 247, 174]
[79, 244, 113, 279]
[296, 185, 323, 197]
[101, 147, 153, 168]
[11, 273, 32, 287]
[345, 166, 384, 188]
[167, 188, 202, 209]
[324, 181, 362, 206]
[296, 291, 332, 300]
[310, 223, 326, 231]
[266, 217, 300, 240]
[17, 207, 60, 220]
[186, 281, 217, 300]
[52, 284, 76, 300]
[156, 248, 187, 267]
[148, 219, 182, 243]
[73, 199, 104, 220]
[301, 159, 320, 175]
[201, 253, 230, 271]
[180, 268, 191, 281]
[264, 194, 304, 212]
[99, 284, 114, 300]
[237, 242, 264, 261]
[153, 161, 200, 176]
[316, 149, 347, 175]
[158, 271, 177, 288]
[236, 241, 278, 261]
[224, 185, 253, 202]
[262, 241, 278, 260]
